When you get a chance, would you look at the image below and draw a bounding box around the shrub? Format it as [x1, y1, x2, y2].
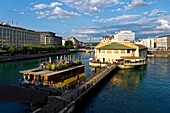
[63, 63, 67, 69]
[58, 63, 63, 70]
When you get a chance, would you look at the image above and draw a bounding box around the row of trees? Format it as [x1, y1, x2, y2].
[1, 45, 73, 56]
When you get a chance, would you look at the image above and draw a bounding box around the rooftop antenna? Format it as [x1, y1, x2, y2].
[16, 22, 18, 27]
[6, 20, 9, 25]
[11, 20, 14, 26]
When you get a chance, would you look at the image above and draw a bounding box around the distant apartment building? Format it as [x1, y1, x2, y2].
[156, 35, 170, 50]
[135, 38, 155, 50]
[67, 37, 79, 50]
[114, 30, 135, 42]
[101, 30, 135, 43]
[0, 23, 40, 48]
[62, 39, 66, 46]
[38, 32, 62, 46]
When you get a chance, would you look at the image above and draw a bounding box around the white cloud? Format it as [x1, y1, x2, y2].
[156, 19, 170, 29]
[72, 27, 102, 34]
[93, 14, 139, 22]
[31, 2, 62, 10]
[95, 16, 99, 18]
[149, 9, 167, 16]
[30, 2, 36, 5]
[124, 17, 156, 25]
[116, 8, 121, 11]
[114, 1, 126, 5]
[141, 26, 153, 29]
[31, 4, 48, 10]
[49, 2, 62, 8]
[36, 6, 80, 19]
[20, 12, 25, 15]
[59, 0, 122, 14]
[143, 11, 148, 15]
[140, 30, 164, 34]
[125, 0, 153, 10]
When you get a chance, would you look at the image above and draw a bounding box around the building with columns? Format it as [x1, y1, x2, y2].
[0, 23, 40, 48]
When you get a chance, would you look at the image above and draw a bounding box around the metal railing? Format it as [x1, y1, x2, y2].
[35, 64, 117, 113]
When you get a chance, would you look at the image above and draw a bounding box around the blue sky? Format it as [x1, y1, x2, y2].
[0, 0, 170, 42]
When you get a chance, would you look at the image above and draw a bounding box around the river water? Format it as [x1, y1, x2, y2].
[82, 57, 170, 113]
[0, 52, 170, 113]
[0, 52, 93, 112]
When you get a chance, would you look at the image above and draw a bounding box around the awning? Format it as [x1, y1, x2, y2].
[136, 59, 140, 61]
[130, 60, 136, 62]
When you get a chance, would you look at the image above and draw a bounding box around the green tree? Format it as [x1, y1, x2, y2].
[65, 40, 73, 46]
[2, 45, 16, 56]
[23, 45, 33, 54]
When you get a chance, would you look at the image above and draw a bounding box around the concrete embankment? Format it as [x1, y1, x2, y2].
[0, 51, 69, 62]
[149, 50, 170, 57]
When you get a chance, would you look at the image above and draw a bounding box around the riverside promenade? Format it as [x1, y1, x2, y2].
[34, 64, 118, 113]
[0, 51, 69, 62]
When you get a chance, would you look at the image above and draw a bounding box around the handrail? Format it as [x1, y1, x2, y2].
[35, 64, 117, 113]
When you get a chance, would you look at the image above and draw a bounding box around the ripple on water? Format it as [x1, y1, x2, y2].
[82, 58, 170, 113]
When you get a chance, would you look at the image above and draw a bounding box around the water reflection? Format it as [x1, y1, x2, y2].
[111, 69, 146, 88]
[0, 52, 94, 112]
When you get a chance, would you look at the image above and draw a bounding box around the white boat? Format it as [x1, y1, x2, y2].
[118, 57, 147, 69]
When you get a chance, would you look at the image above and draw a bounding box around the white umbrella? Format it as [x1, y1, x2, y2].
[89, 58, 93, 61]
[49, 57, 51, 63]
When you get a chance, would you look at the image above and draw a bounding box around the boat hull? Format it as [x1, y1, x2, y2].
[89, 62, 107, 67]
[118, 64, 147, 69]
[118, 65, 134, 69]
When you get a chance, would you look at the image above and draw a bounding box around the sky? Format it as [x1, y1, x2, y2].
[0, 0, 170, 42]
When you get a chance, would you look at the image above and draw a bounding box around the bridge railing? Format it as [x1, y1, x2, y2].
[52, 65, 116, 113]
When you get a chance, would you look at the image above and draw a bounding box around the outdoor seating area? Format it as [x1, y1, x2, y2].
[39, 57, 82, 71]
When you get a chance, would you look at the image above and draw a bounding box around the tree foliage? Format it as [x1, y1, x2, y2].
[2, 45, 16, 55]
[22, 45, 73, 54]
[65, 40, 73, 46]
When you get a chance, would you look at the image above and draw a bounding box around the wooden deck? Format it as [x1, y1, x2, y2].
[20, 65, 85, 77]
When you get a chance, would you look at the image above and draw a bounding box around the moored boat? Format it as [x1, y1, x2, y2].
[19, 59, 85, 94]
[117, 57, 147, 69]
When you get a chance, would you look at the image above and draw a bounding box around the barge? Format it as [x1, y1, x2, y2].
[19, 61, 85, 95]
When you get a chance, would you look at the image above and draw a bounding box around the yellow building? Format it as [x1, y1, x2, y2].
[95, 41, 147, 63]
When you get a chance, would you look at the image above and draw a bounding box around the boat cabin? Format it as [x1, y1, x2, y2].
[20, 65, 85, 87]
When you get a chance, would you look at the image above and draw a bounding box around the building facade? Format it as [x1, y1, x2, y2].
[67, 37, 79, 50]
[100, 30, 135, 43]
[38, 32, 62, 46]
[114, 30, 135, 42]
[95, 41, 147, 63]
[135, 38, 155, 50]
[0, 24, 40, 48]
[156, 35, 170, 50]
